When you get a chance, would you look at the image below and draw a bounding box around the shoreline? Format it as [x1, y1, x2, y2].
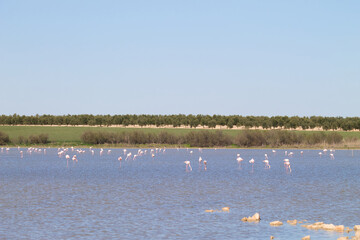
[2, 143, 360, 150]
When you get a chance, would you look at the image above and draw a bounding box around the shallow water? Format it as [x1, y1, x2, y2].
[0, 148, 359, 239]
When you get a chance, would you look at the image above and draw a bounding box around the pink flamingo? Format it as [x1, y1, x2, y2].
[125, 152, 132, 161]
[198, 157, 203, 168]
[184, 161, 192, 172]
[249, 158, 255, 172]
[284, 159, 291, 173]
[118, 157, 122, 168]
[236, 157, 243, 169]
[65, 155, 70, 168]
[263, 159, 270, 169]
[203, 160, 207, 171]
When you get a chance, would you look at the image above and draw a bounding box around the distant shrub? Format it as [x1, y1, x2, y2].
[28, 134, 49, 144]
[18, 135, 28, 144]
[325, 132, 343, 144]
[80, 129, 345, 147]
[0, 131, 10, 145]
[185, 130, 231, 147]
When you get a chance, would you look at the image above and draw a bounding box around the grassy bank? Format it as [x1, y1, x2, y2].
[1, 125, 360, 149]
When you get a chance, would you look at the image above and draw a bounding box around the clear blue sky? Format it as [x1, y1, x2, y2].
[1, 1, 359, 117]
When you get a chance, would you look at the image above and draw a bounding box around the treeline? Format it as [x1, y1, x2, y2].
[1, 114, 360, 131]
[81, 130, 344, 147]
[0, 132, 49, 145]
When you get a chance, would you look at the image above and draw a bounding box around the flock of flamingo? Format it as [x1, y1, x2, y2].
[0, 146, 337, 173]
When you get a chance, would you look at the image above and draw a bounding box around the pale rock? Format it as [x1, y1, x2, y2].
[287, 219, 297, 225]
[322, 224, 336, 231]
[335, 225, 345, 232]
[245, 213, 260, 222]
[270, 221, 283, 226]
[222, 207, 230, 212]
[302, 235, 311, 240]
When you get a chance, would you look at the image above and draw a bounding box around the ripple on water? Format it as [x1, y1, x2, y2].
[0, 148, 359, 239]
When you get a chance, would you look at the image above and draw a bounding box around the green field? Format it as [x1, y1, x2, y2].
[1, 125, 360, 148]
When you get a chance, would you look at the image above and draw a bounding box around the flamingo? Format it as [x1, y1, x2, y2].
[66, 155, 70, 167]
[318, 152, 322, 157]
[284, 159, 291, 173]
[263, 159, 270, 169]
[249, 158, 255, 172]
[184, 161, 192, 172]
[20, 151, 23, 158]
[198, 157, 203, 167]
[107, 150, 111, 155]
[203, 160, 207, 171]
[118, 157, 122, 167]
[236, 157, 243, 169]
[125, 152, 132, 161]
[330, 153, 335, 160]
[264, 154, 268, 160]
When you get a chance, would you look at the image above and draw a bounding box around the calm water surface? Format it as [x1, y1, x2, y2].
[0, 148, 359, 239]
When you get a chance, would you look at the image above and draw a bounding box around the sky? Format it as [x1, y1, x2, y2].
[0, 0, 359, 117]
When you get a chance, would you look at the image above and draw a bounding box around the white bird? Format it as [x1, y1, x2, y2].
[249, 158, 255, 172]
[125, 152, 132, 161]
[283, 159, 291, 173]
[263, 159, 270, 169]
[184, 161, 192, 172]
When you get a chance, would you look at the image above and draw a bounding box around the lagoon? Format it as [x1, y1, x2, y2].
[0, 148, 359, 239]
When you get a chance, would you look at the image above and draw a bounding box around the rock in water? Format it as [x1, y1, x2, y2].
[270, 221, 283, 226]
[287, 219, 297, 225]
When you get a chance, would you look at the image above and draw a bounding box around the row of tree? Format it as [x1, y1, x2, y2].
[1, 114, 360, 131]
[81, 130, 344, 147]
